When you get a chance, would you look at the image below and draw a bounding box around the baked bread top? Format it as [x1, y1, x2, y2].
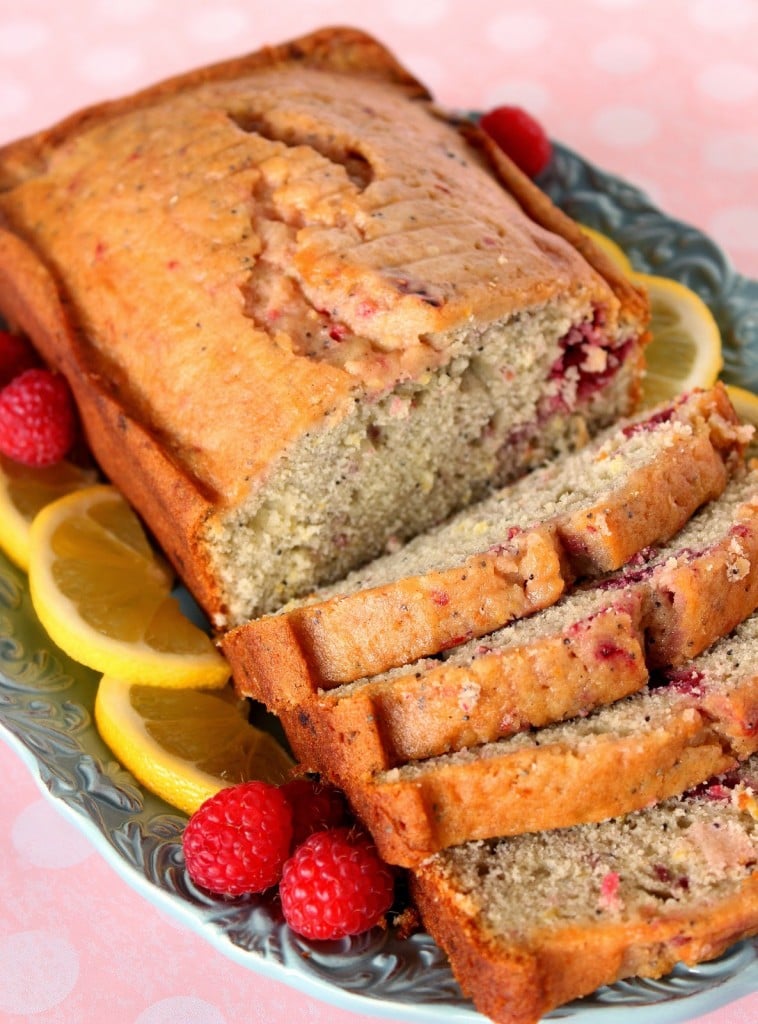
[0, 27, 648, 623]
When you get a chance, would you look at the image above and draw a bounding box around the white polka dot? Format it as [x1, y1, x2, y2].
[483, 80, 551, 116]
[592, 106, 659, 147]
[625, 175, 665, 208]
[387, 0, 449, 25]
[591, 34, 654, 75]
[0, 77, 29, 118]
[135, 996, 228, 1024]
[0, 19, 49, 56]
[704, 133, 758, 172]
[78, 46, 144, 86]
[691, 0, 756, 31]
[709, 206, 758, 252]
[12, 799, 93, 868]
[0, 930, 79, 1014]
[403, 54, 445, 94]
[591, 0, 649, 7]
[95, 0, 156, 23]
[697, 62, 758, 102]
[185, 6, 250, 44]
[487, 12, 550, 53]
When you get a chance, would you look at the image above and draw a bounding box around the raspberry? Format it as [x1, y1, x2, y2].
[0, 368, 77, 467]
[280, 827, 395, 940]
[479, 105, 553, 179]
[280, 776, 351, 846]
[0, 330, 40, 389]
[182, 781, 293, 896]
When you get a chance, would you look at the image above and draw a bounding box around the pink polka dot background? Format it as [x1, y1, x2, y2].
[0, 2, 756, 1022]
[0, 0, 755, 277]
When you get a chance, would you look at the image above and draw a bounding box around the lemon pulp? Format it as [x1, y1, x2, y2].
[0, 455, 98, 570]
[95, 677, 294, 815]
[29, 485, 229, 688]
[635, 273, 723, 407]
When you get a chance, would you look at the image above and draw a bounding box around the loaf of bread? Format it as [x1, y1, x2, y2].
[223, 385, 746, 692]
[0, 27, 649, 629]
[286, 467, 758, 866]
[411, 752, 758, 1024]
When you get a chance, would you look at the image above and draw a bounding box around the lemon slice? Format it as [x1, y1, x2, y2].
[580, 224, 634, 275]
[725, 384, 758, 428]
[95, 677, 294, 814]
[636, 273, 723, 408]
[0, 455, 98, 571]
[29, 484, 229, 688]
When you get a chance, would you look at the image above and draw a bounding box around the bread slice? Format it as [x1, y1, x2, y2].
[411, 755, 758, 1024]
[353, 672, 753, 867]
[224, 386, 747, 694]
[0, 27, 649, 629]
[307, 470, 758, 865]
[279, 586, 650, 775]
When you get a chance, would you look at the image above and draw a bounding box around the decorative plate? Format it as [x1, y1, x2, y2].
[1, 142, 757, 1024]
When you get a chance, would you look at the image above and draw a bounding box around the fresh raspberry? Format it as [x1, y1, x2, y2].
[479, 105, 553, 178]
[0, 330, 40, 389]
[280, 777, 351, 847]
[182, 781, 293, 896]
[280, 827, 395, 940]
[0, 368, 76, 466]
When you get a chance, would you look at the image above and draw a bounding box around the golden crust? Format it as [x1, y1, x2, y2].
[458, 121, 650, 329]
[0, 27, 430, 187]
[0, 26, 424, 616]
[224, 524, 568, 691]
[0, 226, 223, 608]
[645, 498, 758, 665]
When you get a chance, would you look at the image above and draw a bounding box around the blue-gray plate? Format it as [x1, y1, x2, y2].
[1, 142, 756, 1024]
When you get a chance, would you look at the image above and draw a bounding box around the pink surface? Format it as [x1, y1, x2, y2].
[0, 1, 756, 1023]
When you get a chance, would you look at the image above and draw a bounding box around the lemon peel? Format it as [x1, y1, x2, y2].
[724, 384, 758, 428]
[579, 224, 634, 275]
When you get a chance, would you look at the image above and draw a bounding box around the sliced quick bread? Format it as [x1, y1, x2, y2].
[319, 484, 758, 866]
[345, 660, 757, 866]
[224, 385, 748, 694]
[280, 587, 649, 775]
[411, 755, 758, 1024]
[277, 465, 758, 779]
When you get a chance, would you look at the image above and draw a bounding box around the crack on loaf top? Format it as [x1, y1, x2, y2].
[227, 109, 374, 191]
